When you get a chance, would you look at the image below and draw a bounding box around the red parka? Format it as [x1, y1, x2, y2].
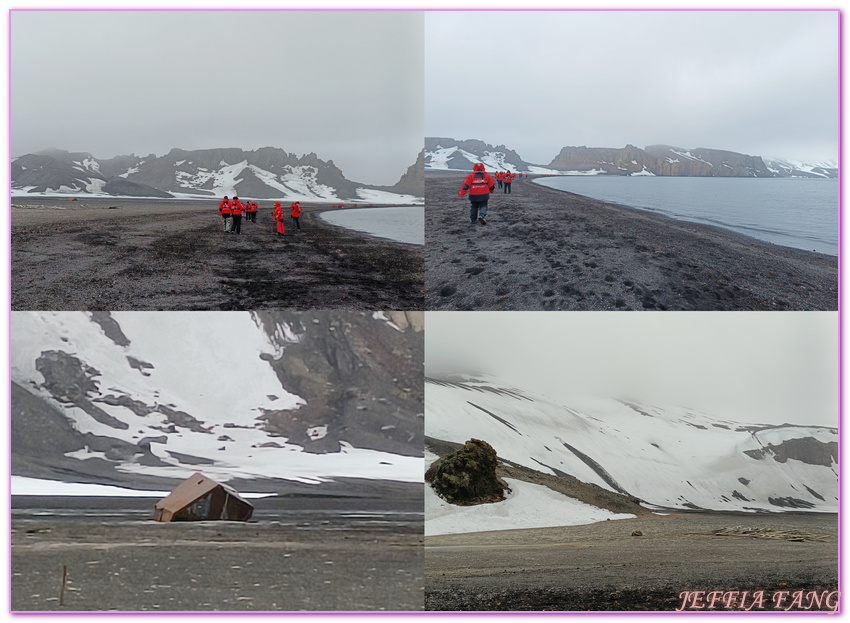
[273, 202, 285, 234]
[459, 163, 495, 198]
[219, 198, 231, 215]
[291, 202, 302, 218]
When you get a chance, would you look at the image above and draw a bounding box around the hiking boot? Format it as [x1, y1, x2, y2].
[478, 217, 487, 225]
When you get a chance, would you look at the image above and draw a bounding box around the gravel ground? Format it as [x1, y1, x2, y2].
[425, 511, 838, 611]
[425, 175, 837, 311]
[12, 495, 424, 612]
[11, 198, 423, 310]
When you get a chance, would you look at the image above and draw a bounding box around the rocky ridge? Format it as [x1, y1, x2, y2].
[425, 137, 836, 178]
[11, 147, 424, 200]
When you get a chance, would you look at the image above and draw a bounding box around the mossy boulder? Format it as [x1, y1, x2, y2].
[425, 438, 510, 505]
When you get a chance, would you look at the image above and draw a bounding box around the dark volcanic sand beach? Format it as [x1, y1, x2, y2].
[425, 175, 837, 311]
[12, 494, 423, 611]
[425, 511, 837, 611]
[11, 198, 423, 310]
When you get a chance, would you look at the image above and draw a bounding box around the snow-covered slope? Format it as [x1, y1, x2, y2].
[425, 376, 837, 513]
[426, 146, 520, 173]
[425, 137, 534, 173]
[426, 475, 634, 536]
[11, 148, 423, 203]
[764, 158, 839, 179]
[11, 312, 424, 489]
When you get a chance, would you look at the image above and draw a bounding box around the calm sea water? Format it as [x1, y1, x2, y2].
[319, 206, 424, 245]
[535, 176, 838, 256]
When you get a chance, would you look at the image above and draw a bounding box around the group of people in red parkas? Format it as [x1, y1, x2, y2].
[217, 196, 301, 236]
[459, 164, 529, 225]
[494, 170, 527, 193]
[273, 201, 301, 235]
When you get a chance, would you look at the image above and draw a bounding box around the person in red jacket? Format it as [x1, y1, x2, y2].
[290, 201, 302, 231]
[459, 163, 495, 225]
[218, 196, 232, 232]
[503, 171, 514, 194]
[230, 196, 245, 234]
[273, 202, 285, 236]
[245, 200, 258, 223]
[495, 171, 503, 190]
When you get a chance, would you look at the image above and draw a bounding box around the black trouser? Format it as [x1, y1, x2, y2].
[232, 214, 242, 234]
[292, 216, 301, 230]
[469, 199, 488, 223]
[504, 182, 511, 194]
[247, 211, 256, 222]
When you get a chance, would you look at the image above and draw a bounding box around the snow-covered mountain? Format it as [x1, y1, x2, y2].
[764, 157, 839, 179]
[11, 147, 424, 203]
[424, 137, 543, 173]
[425, 137, 837, 179]
[425, 375, 837, 514]
[11, 311, 424, 493]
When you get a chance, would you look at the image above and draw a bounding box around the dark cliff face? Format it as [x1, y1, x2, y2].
[548, 144, 774, 177]
[391, 149, 424, 196]
[252, 311, 424, 457]
[744, 436, 838, 467]
[548, 144, 651, 175]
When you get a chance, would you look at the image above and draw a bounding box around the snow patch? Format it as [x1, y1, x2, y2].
[426, 478, 635, 536]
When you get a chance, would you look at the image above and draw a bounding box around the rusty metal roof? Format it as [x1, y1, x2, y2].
[154, 472, 254, 521]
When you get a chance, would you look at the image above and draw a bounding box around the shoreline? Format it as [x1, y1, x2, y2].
[11, 198, 424, 310]
[316, 204, 424, 246]
[425, 174, 837, 311]
[531, 175, 837, 258]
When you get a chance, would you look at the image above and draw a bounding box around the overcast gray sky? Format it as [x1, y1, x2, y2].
[426, 10, 838, 164]
[11, 10, 423, 185]
[426, 311, 838, 427]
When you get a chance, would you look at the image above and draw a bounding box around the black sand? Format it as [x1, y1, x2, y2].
[12, 495, 423, 612]
[425, 175, 837, 311]
[425, 511, 838, 611]
[11, 198, 423, 310]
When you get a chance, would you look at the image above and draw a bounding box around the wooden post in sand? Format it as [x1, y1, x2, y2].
[59, 565, 67, 606]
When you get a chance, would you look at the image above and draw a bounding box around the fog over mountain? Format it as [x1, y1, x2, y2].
[12, 11, 423, 186]
[426, 312, 837, 428]
[426, 11, 837, 165]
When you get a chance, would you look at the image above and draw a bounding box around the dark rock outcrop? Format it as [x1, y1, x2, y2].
[425, 438, 510, 505]
[745, 437, 838, 467]
[390, 149, 425, 196]
[251, 311, 424, 457]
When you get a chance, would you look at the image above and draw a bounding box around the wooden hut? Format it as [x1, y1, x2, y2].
[154, 472, 254, 522]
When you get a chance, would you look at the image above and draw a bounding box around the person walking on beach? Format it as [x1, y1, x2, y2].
[273, 202, 286, 235]
[219, 196, 232, 232]
[459, 163, 495, 225]
[246, 200, 258, 223]
[504, 171, 514, 194]
[230, 196, 245, 234]
[495, 171, 503, 190]
[290, 201, 302, 231]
